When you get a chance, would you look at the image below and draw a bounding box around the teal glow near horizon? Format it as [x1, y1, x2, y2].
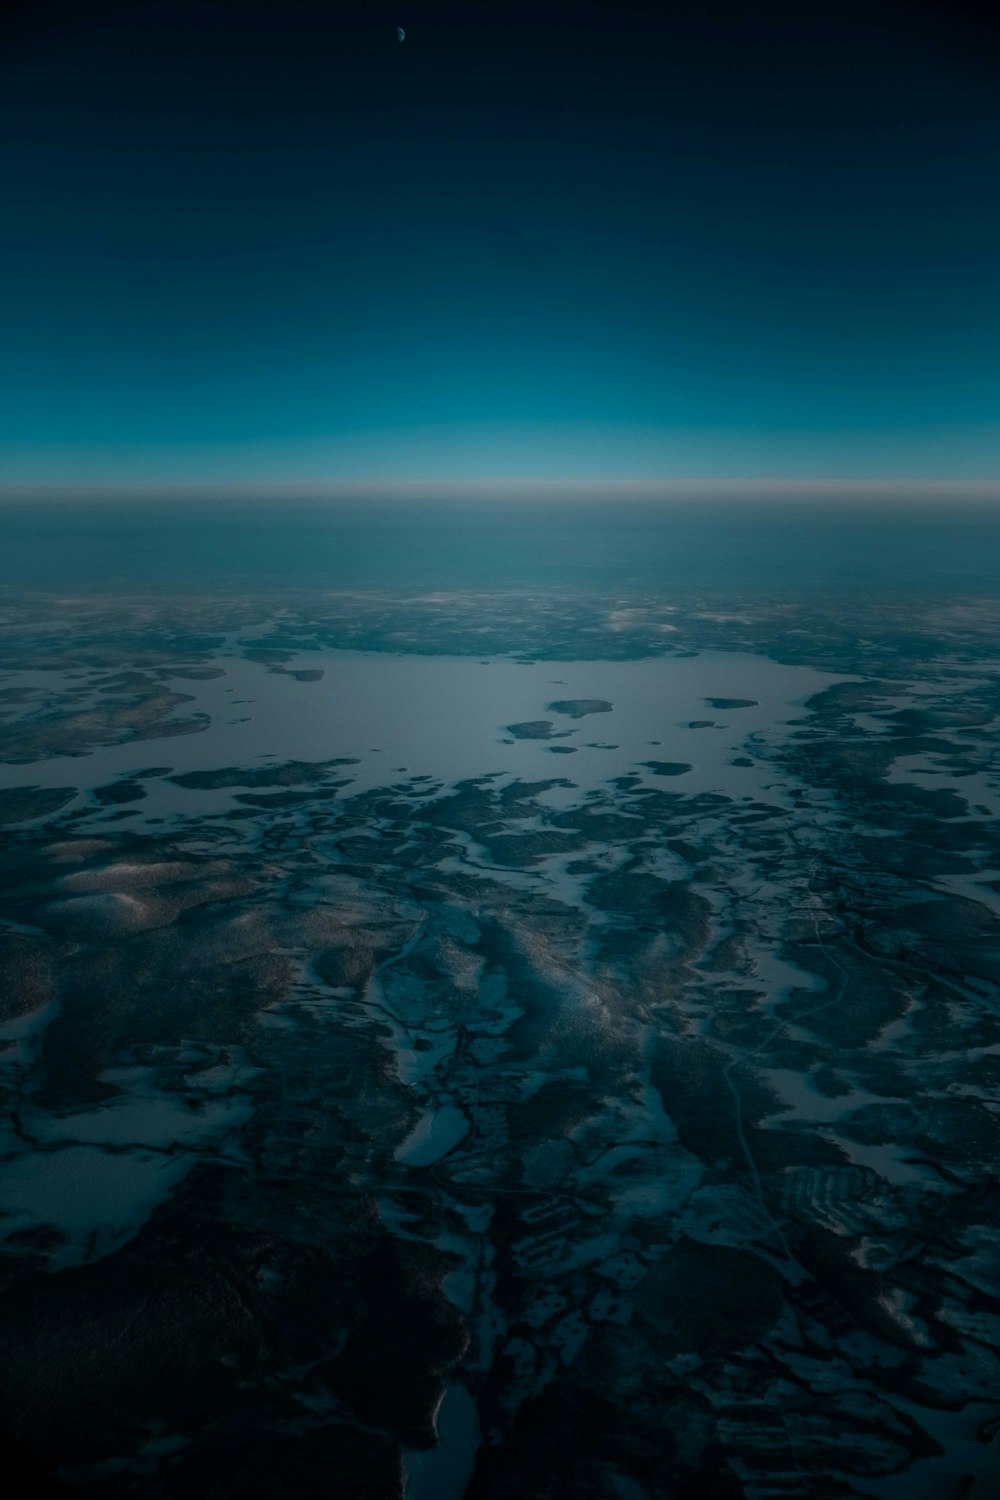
[6, 423, 1000, 491]
[4, 3, 1000, 491]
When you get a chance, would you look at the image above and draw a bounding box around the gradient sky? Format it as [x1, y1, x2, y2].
[3, 0, 1000, 487]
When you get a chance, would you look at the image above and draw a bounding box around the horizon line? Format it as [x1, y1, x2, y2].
[2, 477, 1000, 504]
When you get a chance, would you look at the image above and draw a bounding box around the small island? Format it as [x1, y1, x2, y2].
[505, 719, 558, 740]
[546, 699, 614, 718]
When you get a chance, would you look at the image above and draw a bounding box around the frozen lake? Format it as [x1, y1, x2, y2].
[0, 646, 848, 822]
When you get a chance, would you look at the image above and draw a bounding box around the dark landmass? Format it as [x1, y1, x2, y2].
[170, 759, 359, 790]
[546, 699, 613, 718]
[0, 786, 76, 824]
[505, 721, 570, 741]
[94, 780, 146, 806]
[0, 586, 998, 1499]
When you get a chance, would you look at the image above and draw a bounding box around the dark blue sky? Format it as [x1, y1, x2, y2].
[4, 0, 1000, 487]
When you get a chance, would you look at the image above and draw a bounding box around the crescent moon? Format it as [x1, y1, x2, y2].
[397, 26, 405, 42]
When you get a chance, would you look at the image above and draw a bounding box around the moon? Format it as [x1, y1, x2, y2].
[397, 26, 405, 42]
